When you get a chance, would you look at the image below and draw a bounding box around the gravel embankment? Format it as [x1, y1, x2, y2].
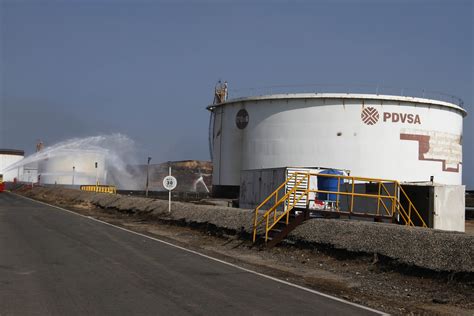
[291, 220, 473, 272]
[19, 186, 474, 273]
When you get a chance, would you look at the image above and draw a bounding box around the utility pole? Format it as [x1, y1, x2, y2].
[145, 157, 151, 197]
[72, 166, 75, 185]
[95, 162, 98, 186]
[168, 164, 171, 213]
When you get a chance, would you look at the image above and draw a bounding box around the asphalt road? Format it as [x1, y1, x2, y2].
[0, 193, 382, 315]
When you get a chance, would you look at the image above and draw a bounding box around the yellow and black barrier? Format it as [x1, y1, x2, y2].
[80, 185, 117, 194]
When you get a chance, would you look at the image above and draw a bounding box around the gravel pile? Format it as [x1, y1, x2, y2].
[87, 193, 255, 232]
[290, 219, 473, 272]
[25, 187, 256, 233]
[21, 187, 474, 272]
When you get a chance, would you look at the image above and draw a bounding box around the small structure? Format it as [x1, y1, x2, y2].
[402, 182, 465, 232]
[213, 80, 228, 104]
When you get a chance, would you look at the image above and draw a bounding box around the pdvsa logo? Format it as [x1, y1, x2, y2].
[361, 107, 379, 125]
[361, 107, 422, 125]
[383, 112, 421, 124]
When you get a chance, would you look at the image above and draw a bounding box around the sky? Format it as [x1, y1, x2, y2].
[0, 0, 473, 187]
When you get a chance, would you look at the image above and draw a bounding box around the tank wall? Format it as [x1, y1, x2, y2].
[0, 154, 24, 181]
[211, 104, 244, 186]
[212, 97, 464, 186]
[38, 151, 107, 185]
[19, 168, 38, 183]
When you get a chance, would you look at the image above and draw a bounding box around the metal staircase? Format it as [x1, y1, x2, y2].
[252, 171, 428, 247]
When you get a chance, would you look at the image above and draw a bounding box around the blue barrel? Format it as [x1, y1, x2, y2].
[317, 169, 343, 201]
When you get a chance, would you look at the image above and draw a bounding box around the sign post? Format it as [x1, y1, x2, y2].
[162, 166, 177, 213]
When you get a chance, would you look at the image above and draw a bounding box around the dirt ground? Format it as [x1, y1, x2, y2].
[18, 191, 472, 316]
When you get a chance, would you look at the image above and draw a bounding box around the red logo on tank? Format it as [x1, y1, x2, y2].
[361, 107, 380, 125]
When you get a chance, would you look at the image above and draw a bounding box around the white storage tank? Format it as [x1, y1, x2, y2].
[208, 93, 467, 196]
[38, 149, 107, 185]
[0, 149, 25, 181]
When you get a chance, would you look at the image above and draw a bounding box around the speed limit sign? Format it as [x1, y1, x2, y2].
[163, 175, 177, 191]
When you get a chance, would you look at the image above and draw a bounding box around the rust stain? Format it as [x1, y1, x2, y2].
[400, 133, 461, 173]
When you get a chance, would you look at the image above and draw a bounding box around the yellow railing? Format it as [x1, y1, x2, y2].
[252, 172, 428, 243]
[252, 172, 308, 242]
[80, 185, 117, 194]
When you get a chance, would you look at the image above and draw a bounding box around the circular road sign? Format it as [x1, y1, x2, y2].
[163, 176, 177, 191]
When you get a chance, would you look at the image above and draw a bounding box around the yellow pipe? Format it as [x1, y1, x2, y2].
[350, 178, 355, 214]
[308, 190, 396, 199]
[377, 182, 381, 216]
[398, 183, 427, 227]
[253, 173, 297, 234]
[379, 197, 392, 216]
[254, 175, 308, 234]
[265, 216, 269, 241]
[299, 172, 401, 184]
[262, 176, 308, 233]
[380, 183, 393, 215]
[393, 182, 398, 217]
[266, 190, 308, 233]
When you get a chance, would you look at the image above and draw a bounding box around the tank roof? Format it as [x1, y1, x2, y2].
[0, 149, 25, 156]
[207, 93, 467, 117]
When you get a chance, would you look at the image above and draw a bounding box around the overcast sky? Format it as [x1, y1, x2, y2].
[0, 0, 473, 188]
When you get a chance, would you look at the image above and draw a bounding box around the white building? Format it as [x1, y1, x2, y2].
[0, 149, 25, 181]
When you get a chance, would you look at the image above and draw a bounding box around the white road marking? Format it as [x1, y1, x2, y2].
[14, 193, 388, 315]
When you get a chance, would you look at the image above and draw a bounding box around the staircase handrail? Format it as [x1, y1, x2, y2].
[265, 187, 309, 236]
[253, 173, 307, 242]
[395, 182, 428, 228]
